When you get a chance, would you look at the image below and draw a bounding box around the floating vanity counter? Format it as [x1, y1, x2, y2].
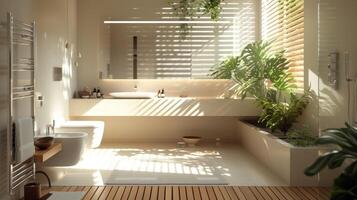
[69, 97, 260, 117]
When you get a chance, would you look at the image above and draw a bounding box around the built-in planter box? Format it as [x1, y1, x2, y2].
[237, 120, 337, 186]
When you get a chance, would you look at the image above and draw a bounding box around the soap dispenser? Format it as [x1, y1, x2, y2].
[96, 88, 102, 98]
[161, 89, 165, 98]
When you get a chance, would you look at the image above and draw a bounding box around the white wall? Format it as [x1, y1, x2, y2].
[34, 0, 78, 133]
[0, 0, 77, 198]
[303, 0, 357, 133]
[317, 0, 357, 130]
[302, 0, 320, 134]
[295, 0, 357, 135]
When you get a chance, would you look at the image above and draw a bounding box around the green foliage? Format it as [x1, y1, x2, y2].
[210, 41, 294, 99]
[304, 123, 357, 199]
[258, 90, 311, 134]
[201, 0, 222, 20]
[170, 0, 222, 21]
[170, 0, 201, 20]
[210, 56, 239, 79]
[210, 41, 309, 135]
[169, 0, 223, 36]
[286, 128, 316, 147]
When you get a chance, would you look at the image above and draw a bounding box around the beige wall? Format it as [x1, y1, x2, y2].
[0, 0, 77, 198]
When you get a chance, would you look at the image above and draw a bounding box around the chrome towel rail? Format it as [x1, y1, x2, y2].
[9, 157, 35, 192]
[5, 12, 36, 195]
[13, 19, 33, 28]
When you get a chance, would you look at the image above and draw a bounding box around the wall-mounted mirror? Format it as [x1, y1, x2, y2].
[96, 1, 258, 79]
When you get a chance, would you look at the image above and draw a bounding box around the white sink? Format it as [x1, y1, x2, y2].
[109, 92, 156, 99]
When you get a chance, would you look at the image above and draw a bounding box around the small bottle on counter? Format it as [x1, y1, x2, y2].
[92, 88, 97, 98]
[97, 88, 102, 98]
[157, 90, 161, 98]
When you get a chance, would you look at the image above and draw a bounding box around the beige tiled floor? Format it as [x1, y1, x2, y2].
[41, 143, 287, 186]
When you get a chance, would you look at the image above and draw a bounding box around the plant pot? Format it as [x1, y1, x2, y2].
[182, 136, 201, 147]
[237, 120, 338, 186]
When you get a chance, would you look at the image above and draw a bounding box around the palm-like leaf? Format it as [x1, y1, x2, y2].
[305, 123, 357, 199]
[229, 41, 294, 99]
[210, 56, 239, 79]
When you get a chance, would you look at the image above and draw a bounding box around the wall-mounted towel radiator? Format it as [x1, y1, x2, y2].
[5, 12, 36, 195]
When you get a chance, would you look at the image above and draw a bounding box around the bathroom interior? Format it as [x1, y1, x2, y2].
[0, 0, 357, 199]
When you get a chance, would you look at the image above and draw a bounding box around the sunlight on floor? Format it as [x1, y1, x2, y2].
[67, 147, 230, 177]
[44, 144, 287, 186]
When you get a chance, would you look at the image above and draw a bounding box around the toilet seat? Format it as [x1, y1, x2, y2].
[55, 121, 104, 148]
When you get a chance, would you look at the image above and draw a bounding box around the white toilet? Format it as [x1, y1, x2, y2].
[55, 121, 104, 148]
[43, 132, 88, 166]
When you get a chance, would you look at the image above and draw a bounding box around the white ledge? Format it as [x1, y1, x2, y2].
[69, 98, 260, 117]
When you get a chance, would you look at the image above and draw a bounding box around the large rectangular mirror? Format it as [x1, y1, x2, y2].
[99, 1, 257, 79]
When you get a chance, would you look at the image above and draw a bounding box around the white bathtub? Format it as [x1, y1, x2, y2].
[42, 132, 88, 166]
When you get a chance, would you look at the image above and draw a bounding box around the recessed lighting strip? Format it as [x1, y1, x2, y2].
[104, 20, 231, 24]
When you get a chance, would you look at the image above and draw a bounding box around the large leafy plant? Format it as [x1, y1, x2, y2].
[305, 123, 357, 200]
[210, 41, 310, 135]
[211, 41, 294, 99]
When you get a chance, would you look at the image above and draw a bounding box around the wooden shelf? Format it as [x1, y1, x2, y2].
[34, 143, 62, 163]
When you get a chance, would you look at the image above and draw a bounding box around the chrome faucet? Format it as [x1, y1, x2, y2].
[46, 120, 55, 136]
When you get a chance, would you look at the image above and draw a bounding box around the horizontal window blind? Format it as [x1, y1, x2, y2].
[108, 0, 258, 79]
[261, 0, 304, 88]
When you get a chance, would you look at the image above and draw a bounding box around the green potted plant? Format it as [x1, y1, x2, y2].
[305, 123, 357, 199]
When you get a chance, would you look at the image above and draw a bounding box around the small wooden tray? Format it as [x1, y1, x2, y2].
[34, 143, 62, 163]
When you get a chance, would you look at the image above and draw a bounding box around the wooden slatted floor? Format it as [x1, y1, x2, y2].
[45, 186, 331, 200]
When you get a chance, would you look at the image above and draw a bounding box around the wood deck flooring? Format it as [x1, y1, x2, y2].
[46, 186, 331, 200]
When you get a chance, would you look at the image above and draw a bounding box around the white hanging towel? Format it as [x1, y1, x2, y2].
[15, 117, 35, 163]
